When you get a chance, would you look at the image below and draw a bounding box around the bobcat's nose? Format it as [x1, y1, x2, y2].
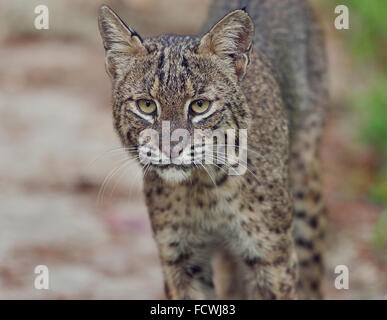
[171, 142, 185, 159]
[161, 141, 185, 159]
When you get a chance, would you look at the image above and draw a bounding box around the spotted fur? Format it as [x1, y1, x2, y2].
[98, 0, 327, 300]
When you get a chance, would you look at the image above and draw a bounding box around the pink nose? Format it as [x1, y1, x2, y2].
[161, 142, 184, 159]
[171, 144, 184, 159]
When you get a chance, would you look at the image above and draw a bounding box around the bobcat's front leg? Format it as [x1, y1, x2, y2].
[155, 229, 216, 300]
[234, 202, 298, 300]
[242, 233, 298, 299]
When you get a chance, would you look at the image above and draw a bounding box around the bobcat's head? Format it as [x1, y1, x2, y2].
[98, 5, 253, 183]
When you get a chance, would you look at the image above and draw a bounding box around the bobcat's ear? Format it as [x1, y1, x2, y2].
[198, 9, 254, 80]
[98, 5, 147, 79]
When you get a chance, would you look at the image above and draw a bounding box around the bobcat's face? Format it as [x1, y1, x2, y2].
[98, 6, 253, 183]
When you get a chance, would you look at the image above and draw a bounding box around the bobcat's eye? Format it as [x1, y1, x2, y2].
[136, 99, 157, 114]
[189, 99, 211, 115]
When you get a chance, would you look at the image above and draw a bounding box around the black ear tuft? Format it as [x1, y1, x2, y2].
[98, 5, 146, 54]
[112, 8, 144, 43]
[197, 9, 254, 80]
[98, 5, 147, 79]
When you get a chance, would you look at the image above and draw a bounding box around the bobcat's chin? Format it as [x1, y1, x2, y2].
[155, 166, 193, 184]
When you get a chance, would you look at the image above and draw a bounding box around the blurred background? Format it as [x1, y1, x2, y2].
[0, 0, 385, 299]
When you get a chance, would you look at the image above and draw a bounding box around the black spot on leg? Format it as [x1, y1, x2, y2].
[295, 210, 306, 218]
[273, 256, 286, 266]
[164, 282, 171, 299]
[267, 290, 277, 300]
[295, 191, 304, 200]
[258, 287, 277, 300]
[216, 173, 228, 186]
[313, 193, 321, 204]
[309, 216, 318, 228]
[299, 260, 310, 267]
[271, 227, 281, 234]
[313, 253, 321, 264]
[169, 242, 179, 248]
[198, 276, 214, 288]
[185, 265, 202, 278]
[295, 238, 314, 250]
[245, 256, 269, 267]
[245, 257, 258, 267]
[286, 264, 297, 280]
[310, 280, 319, 291]
[166, 252, 191, 265]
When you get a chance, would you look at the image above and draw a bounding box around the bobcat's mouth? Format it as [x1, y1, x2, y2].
[152, 163, 194, 170]
[151, 163, 194, 183]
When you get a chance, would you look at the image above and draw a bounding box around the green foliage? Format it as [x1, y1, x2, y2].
[354, 77, 387, 205]
[369, 177, 387, 205]
[372, 210, 387, 252]
[356, 77, 387, 158]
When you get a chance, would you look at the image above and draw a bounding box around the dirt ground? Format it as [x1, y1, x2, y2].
[0, 0, 386, 299]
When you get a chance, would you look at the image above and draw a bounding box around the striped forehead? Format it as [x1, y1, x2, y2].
[149, 35, 199, 105]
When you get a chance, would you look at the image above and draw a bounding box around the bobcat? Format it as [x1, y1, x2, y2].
[98, 0, 327, 299]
